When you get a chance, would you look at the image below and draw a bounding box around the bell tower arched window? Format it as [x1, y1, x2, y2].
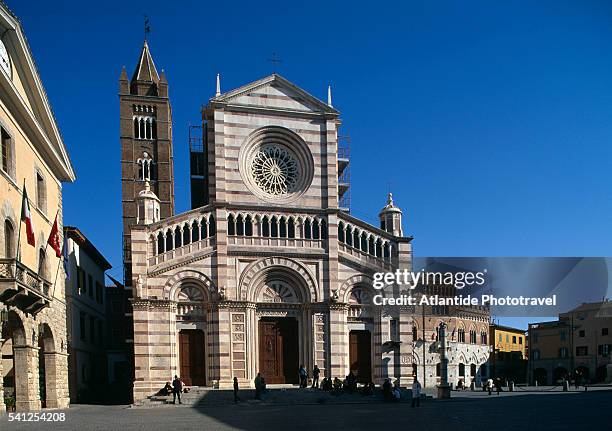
[133, 112, 157, 140]
[137, 152, 154, 181]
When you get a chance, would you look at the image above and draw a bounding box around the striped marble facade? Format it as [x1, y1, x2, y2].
[129, 74, 418, 402]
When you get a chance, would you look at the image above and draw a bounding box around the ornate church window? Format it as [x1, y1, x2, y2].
[349, 286, 369, 304]
[251, 145, 299, 196]
[239, 127, 314, 203]
[177, 284, 205, 302]
[259, 281, 298, 303]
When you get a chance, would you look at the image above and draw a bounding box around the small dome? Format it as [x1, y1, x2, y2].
[379, 193, 402, 215]
[138, 181, 160, 202]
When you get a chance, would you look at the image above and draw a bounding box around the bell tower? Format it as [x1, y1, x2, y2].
[379, 193, 403, 237]
[119, 40, 175, 287]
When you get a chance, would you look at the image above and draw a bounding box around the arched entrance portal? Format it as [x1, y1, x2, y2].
[175, 283, 208, 386]
[258, 317, 299, 384]
[255, 278, 306, 385]
[37, 323, 60, 409]
[347, 285, 374, 383]
[38, 331, 46, 407]
[179, 329, 205, 386]
[349, 330, 371, 383]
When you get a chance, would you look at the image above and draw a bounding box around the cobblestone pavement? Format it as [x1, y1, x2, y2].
[1, 389, 610, 431]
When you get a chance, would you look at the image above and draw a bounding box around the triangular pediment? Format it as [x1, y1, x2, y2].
[0, 3, 75, 181]
[212, 74, 339, 115]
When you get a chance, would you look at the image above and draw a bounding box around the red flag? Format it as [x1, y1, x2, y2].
[48, 214, 61, 258]
[21, 186, 35, 247]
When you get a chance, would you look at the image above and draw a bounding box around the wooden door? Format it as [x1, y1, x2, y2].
[349, 330, 372, 383]
[259, 318, 299, 384]
[179, 329, 206, 386]
[259, 320, 283, 384]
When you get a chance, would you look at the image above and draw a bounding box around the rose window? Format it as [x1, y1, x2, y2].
[250, 145, 300, 196]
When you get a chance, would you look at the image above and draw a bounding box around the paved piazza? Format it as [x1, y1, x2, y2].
[1, 389, 610, 431]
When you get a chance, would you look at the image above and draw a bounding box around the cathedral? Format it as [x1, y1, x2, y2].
[121, 41, 490, 402]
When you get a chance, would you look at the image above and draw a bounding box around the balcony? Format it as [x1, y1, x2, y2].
[147, 209, 216, 267]
[0, 258, 52, 314]
[227, 212, 327, 253]
[337, 213, 397, 270]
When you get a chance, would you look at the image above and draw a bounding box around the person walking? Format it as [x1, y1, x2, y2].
[172, 375, 183, 405]
[233, 377, 240, 403]
[411, 378, 422, 407]
[254, 372, 263, 400]
[312, 364, 320, 388]
[299, 365, 308, 388]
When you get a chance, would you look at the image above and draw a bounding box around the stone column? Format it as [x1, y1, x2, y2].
[328, 303, 348, 379]
[398, 306, 414, 386]
[43, 351, 69, 409]
[132, 299, 153, 403]
[216, 303, 233, 388]
[13, 344, 41, 411]
[437, 322, 451, 399]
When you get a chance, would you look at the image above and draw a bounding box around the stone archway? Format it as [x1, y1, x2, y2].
[2, 310, 41, 411]
[173, 282, 209, 387]
[239, 257, 318, 303]
[239, 261, 315, 385]
[37, 323, 62, 408]
[163, 269, 216, 301]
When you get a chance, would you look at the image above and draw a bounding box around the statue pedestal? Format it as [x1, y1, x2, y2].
[437, 384, 451, 399]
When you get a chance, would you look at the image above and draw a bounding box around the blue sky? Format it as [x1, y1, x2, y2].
[9, 0, 612, 328]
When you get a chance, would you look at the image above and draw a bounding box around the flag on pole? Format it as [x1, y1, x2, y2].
[62, 235, 70, 281]
[21, 186, 35, 247]
[47, 214, 61, 258]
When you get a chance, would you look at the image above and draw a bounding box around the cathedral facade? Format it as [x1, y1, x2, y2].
[121, 42, 489, 402]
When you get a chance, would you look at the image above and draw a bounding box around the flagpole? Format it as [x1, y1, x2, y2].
[16, 178, 25, 262]
[50, 244, 63, 299]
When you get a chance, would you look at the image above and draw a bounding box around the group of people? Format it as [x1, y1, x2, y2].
[381, 378, 421, 406]
[318, 372, 361, 394]
[299, 364, 321, 388]
[160, 371, 423, 407]
[157, 375, 188, 404]
[483, 378, 503, 395]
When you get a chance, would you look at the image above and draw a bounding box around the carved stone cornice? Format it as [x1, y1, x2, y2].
[227, 249, 326, 260]
[328, 302, 349, 311]
[216, 300, 255, 310]
[131, 298, 177, 310]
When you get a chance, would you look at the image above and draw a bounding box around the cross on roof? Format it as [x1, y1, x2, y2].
[267, 52, 282, 73]
[144, 15, 151, 40]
